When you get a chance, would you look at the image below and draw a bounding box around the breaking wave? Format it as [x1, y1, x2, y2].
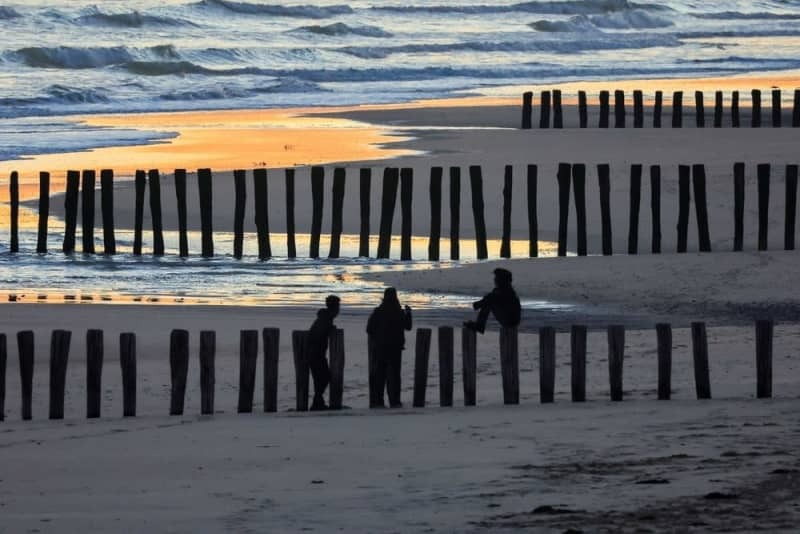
[74, 8, 196, 28]
[0, 5, 20, 19]
[9, 45, 179, 69]
[191, 0, 353, 18]
[290, 22, 393, 38]
[371, 0, 668, 15]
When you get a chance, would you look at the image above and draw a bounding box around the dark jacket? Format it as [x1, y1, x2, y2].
[308, 308, 336, 360]
[367, 304, 412, 350]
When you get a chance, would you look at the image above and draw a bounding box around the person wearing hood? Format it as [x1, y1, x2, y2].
[464, 268, 521, 334]
[306, 295, 340, 410]
[366, 287, 412, 408]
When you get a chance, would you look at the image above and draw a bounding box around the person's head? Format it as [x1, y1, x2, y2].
[382, 287, 400, 308]
[493, 268, 513, 288]
[325, 295, 341, 317]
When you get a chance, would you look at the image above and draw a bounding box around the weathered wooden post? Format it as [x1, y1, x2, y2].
[329, 167, 346, 259]
[86, 329, 103, 419]
[438, 326, 454, 407]
[100, 169, 115, 255]
[656, 323, 672, 400]
[238, 330, 258, 413]
[329, 328, 345, 410]
[148, 169, 165, 256]
[628, 164, 642, 254]
[309, 166, 324, 259]
[732, 91, 741, 127]
[553, 89, 563, 129]
[653, 90, 663, 128]
[469, 166, 488, 260]
[49, 329, 71, 420]
[633, 90, 643, 128]
[450, 167, 461, 260]
[81, 170, 96, 254]
[614, 90, 625, 128]
[521, 91, 533, 129]
[672, 91, 683, 128]
[692, 164, 712, 252]
[571, 325, 587, 402]
[462, 327, 477, 406]
[714, 91, 723, 127]
[133, 170, 146, 256]
[691, 322, 711, 399]
[18, 331, 34, 420]
[651, 165, 662, 253]
[253, 168, 271, 260]
[413, 328, 432, 408]
[557, 162, 571, 257]
[499, 327, 519, 405]
[734, 162, 745, 251]
[400, 167, 413, 261]
[786, 165, 798, 250]
[527, 164, 538, 257]
[794, 89, 800, 127]
[573, 163, 587, 256]
[539, 327, 556, 403]
[539, 90, 551, 129]
[233, 169, 246, 260]
[262, 328, 279, 413]
[199, 330, 215, 415]
[599, 90, 610, 128]
[359, 168, 371, 258]
[37, 172, 50, 254]
[429, 167, 443, 261]
[578, 91, 588, 128]
[285, 169, 297, 259]
[677, 165, 691, 253]
[174, 169, 189, 257]
[63, 170, 80, 253]
[9, 172, 19, 253]
[752, 89, 762, 128]
[377, 167, 399, 259]
[755, 320, 773, 399]
[0, 334, 5, 421]
[695, 91, 705, 128]
[598, 164, 613, 255]
[758, 163, 770, 251]
[120, 333, 136, 417]
[169, 329, 189, 416]
[291, 330, 309, 411]
[607, 325, 624, 401]
[500, 165, 512, 258]
[198, 168, 214, 257]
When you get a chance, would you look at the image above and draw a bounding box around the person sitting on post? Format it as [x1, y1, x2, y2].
[464, 268, 521, 334]
[307, 295, 340, 411]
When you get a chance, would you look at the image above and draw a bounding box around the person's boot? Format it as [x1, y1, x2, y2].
[463, 320, 485, 334]
[310, 395, 328, 411]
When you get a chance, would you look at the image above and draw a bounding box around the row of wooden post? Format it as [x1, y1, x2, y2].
[0, 319, 777, 421]
[522, 89, 800, 129]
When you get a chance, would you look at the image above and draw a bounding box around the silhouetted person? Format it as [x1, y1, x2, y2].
[367, 288, 412, 408]
[464, 268, 521, 334]
[307, 295, 340, 410]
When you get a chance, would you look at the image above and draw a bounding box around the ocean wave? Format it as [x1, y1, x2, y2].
[45, 84, 110, 104]
[290, 22, 393, 38]
[0, 5, 20, 19]
[191, 0, 353, 18]
[8, 45, 179, 69]
[159, 78, 324, 100]
[74, 8, 197, 28]
[529, 16, 599, 32]
[694, 11, 800, 21]
[371, 0, 668, 15]
[677, 29, 800, 39]
[590, 10, 673, 28]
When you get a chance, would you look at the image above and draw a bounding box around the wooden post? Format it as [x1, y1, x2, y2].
[49, 329, 71, 420]
[607, 325, 624, 401]
[500, 165, 512, 258]
[438, 326, 454, 407]
[429, 167, 442, 261]
[462, 328, 477, 406]
[695, 91, 705, 128]
[199, 330, 215, 416]
[677, 165, 691, 253]
[100, 169, 115, 255]
[377, 167, 399, 259]
[469, 166, 488, 260]
[133, 170, 145, 256]
[656, 323, 672, 400]
[628, 164, 642, 254]
[633, 90, 643, 128]
[238, 330, 258, 413]
[329, 168, 346, 259]
[253, 168, 271, 260]
[9, 172, 19, 253]
[18, 331, 34, 420]
[755, 320, 773, 399]
[692, 164, 712, 252]
[773, 90, 782, 128]
[732, 91, 741, 127]
[81, 170, 96, 254]
[527, 164, 538, 257]
[786, 165, 798, 250]
[450, 167, 461, 260]
[359, 168, 371, 258]
[292, 330, 309, 412]
[262, 328, 280, 413]
[734, 162, 745, 251]
[86, 329, 103, 419]
[653, 90, 663, 128]
[329, 328, 345, 410]
[400, 167, 413, 261]
[573, 163, 587, 256]
[147, 169, 164, 256]
[752, 89, 762, 127]
[539, 327, 556, 403]
[169, 329, 189, 416]
[0, 334, 5, 421]
[599, 90, 610, 128]
[521, 91, 533, 129]
[413, 328, 431, 408]
[553, 89, 563, 129]
[578, 91, 588, 128]
[63, 170, 79, 254]
[309, 166, 324, 259]
[37, 172, 50, 254]
[570, 325, 586, 402]
[120, 333, 136, 417]
[714, 91, 723, 128]
[794, 89, 800, 127]
[672, 91, 683, 128]
[539, 90, 551, 129]
[174, 169, 189, 257]
[285, 169, 296, 259]
[499, 327, 519, 405]
[198, 168, 214, 257]
[614, 90, 625, 128]
[758, 163, 770, 251]
[233, 169, 246, 259]
[691, 322, 711, 399]
[598, 164, 613, 256]
[651, 165, 662, 253]
[557, 162, 571, 257]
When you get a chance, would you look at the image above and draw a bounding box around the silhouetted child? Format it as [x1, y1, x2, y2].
[307, 295, 340, 410]
[464, 268, 521, 334]
[367, 287, 412, 408]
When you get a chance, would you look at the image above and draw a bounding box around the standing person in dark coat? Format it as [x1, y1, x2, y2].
[307, 295, 340, 410]
[464, 268, 521, 334]
[367, 288, 412, 408]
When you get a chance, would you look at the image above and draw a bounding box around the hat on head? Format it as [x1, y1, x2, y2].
[493, 268, 513, 283]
